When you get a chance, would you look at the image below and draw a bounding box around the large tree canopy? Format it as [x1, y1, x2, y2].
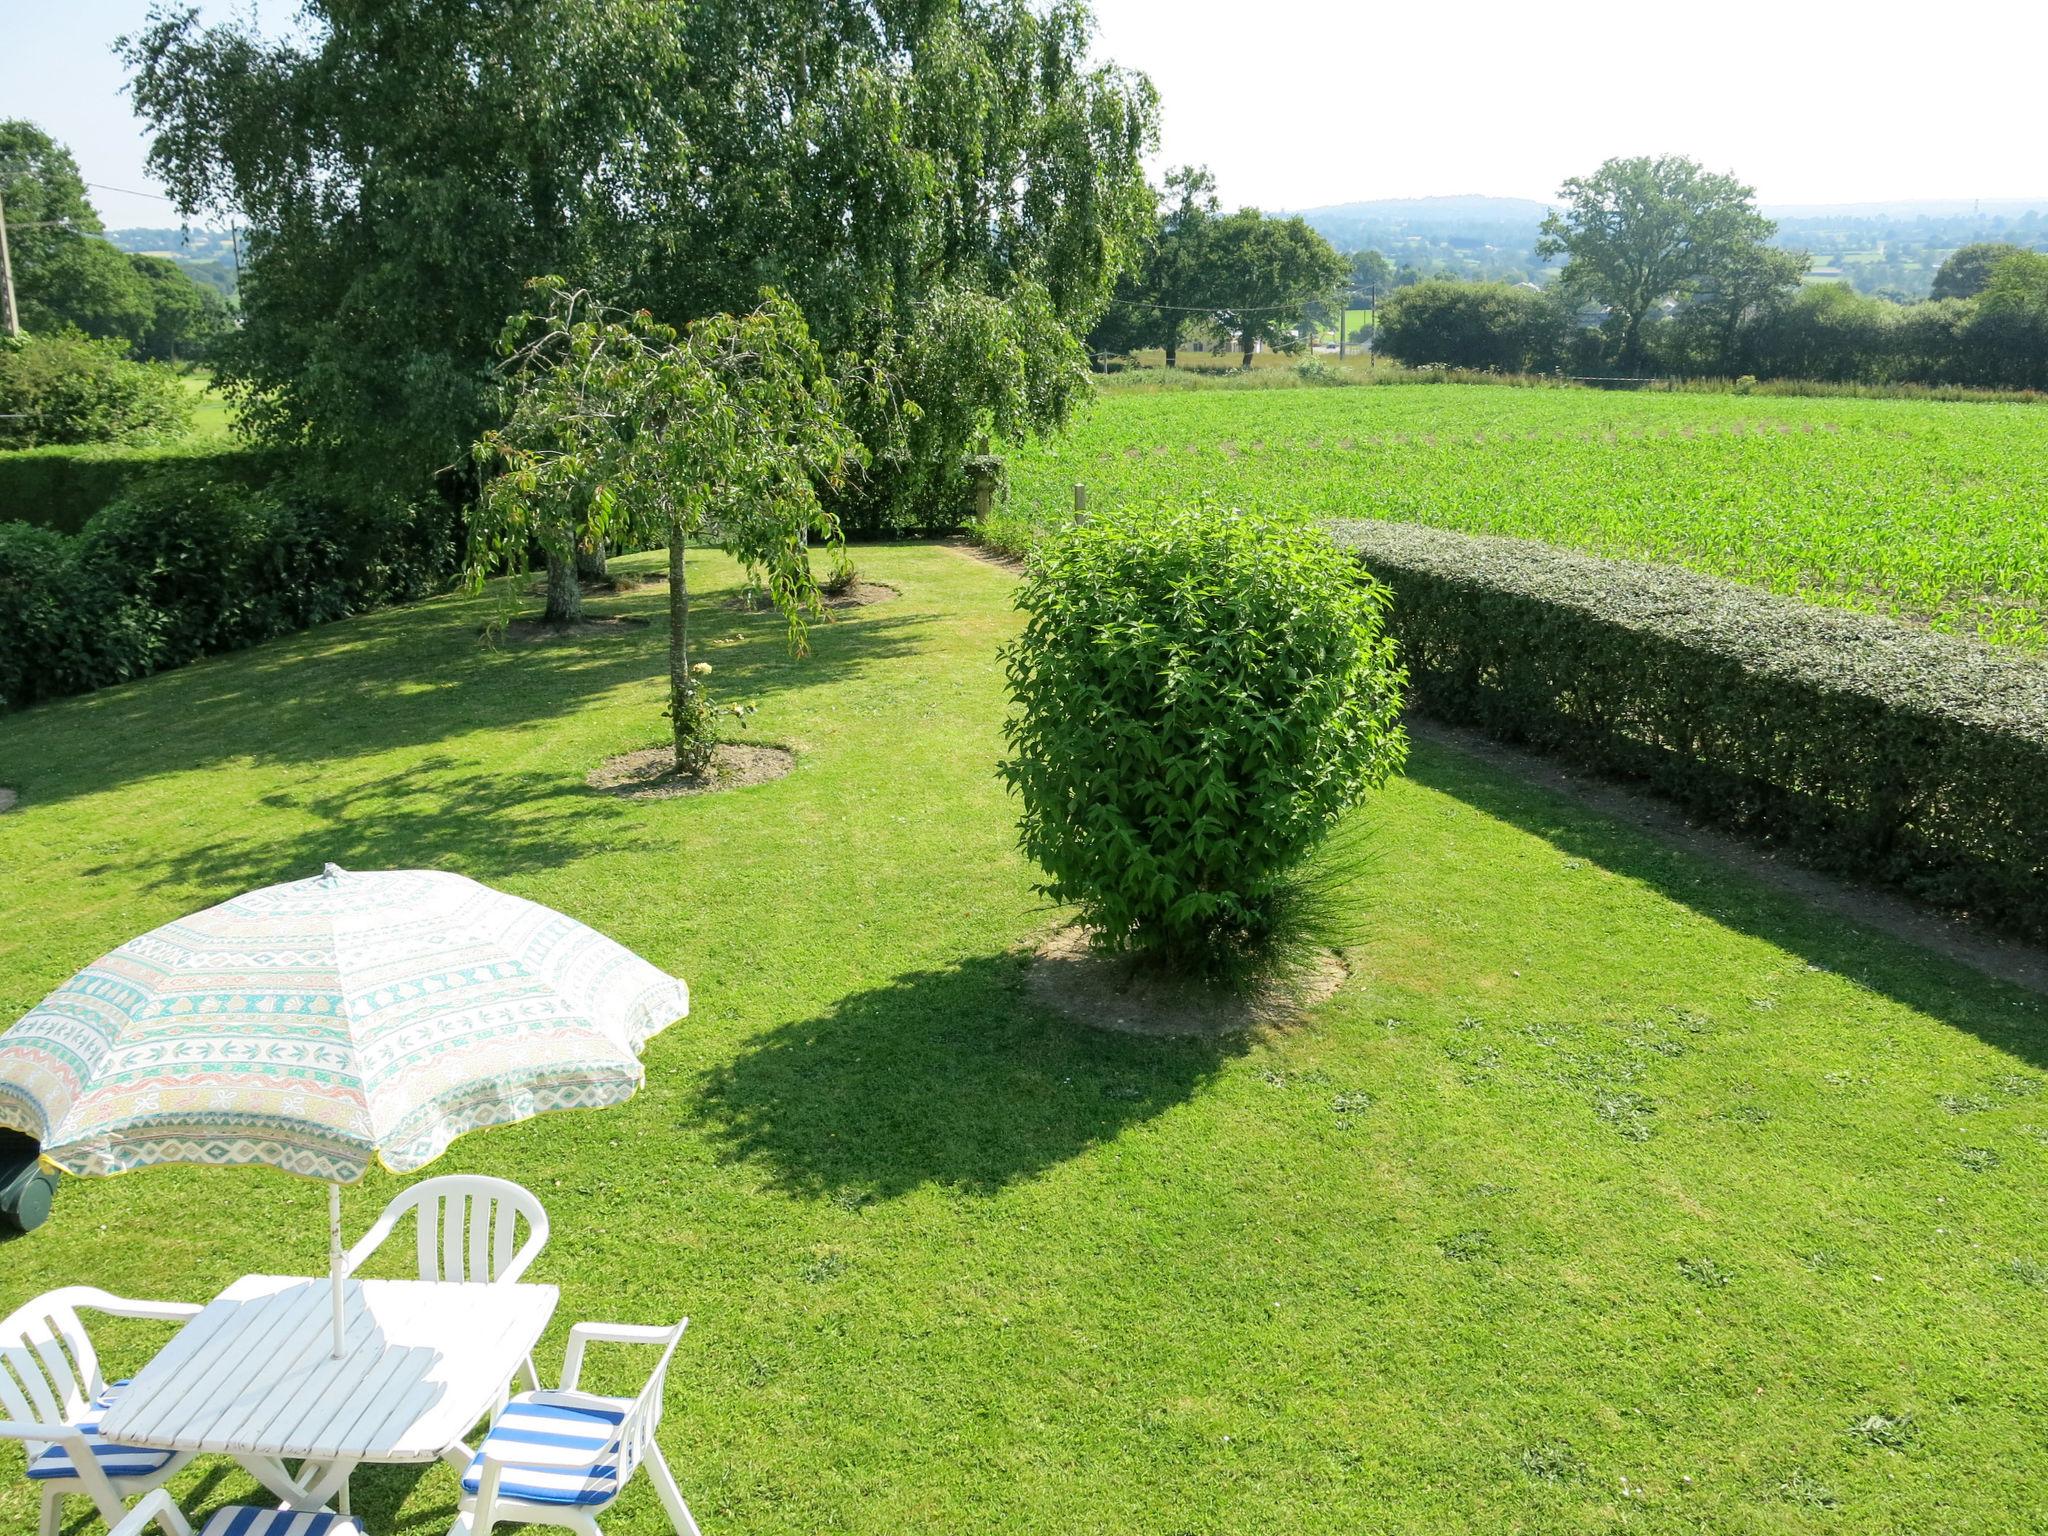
[1539, 155, 1780, 371]
[123, 0, 1157, 525]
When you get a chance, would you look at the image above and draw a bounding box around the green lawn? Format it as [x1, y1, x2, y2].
[178, 370, 235, 444]
[3, 544, 2046, 1534]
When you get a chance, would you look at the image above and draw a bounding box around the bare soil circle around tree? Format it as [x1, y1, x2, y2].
[490, 614, 651, 643]
[1026, 926, 1348, 1037]
[524, 571, 668, 598]
[723, 581, 899, 614]
[587, 743, 795, 800]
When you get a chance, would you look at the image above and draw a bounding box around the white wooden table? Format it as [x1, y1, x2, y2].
[99, 1273, 558, 1514]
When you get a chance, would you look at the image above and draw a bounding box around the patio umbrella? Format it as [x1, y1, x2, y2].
[0, 864, 689, 1355]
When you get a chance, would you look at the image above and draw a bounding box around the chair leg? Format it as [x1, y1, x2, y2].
[39, 1488, 60, 1536]
[520, 1353, 541, 1393]
[641, 1444, 703, 1536]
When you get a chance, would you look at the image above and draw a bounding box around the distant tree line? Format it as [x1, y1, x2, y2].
[1, 121, 228, 363]
[1375, 157, 2048, 391]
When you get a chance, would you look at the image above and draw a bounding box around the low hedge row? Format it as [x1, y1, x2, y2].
[1331, 519, 2048, 941]
[1, 467, 459, 713]
[0, 445, 278, 535]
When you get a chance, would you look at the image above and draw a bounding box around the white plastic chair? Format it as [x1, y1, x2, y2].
[346, 1174, 551, 1395]
[112, 1487, 365, 1536]
[0, 1286, 202, 1536]
[451, 1319, 699, 1536]
[344, 1174, 550, 1286]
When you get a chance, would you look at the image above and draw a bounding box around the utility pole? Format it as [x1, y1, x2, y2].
[1338, 287, 1348, 361]
[0, 186, 18, 338]
[1368, 282, 1378, 370]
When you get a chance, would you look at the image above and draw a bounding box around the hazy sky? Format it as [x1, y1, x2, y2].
[7, 0, 2045, 229]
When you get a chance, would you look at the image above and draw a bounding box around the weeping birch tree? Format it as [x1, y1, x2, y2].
[473, 282, 864, 776]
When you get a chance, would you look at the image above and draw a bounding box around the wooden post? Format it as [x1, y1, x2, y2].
[1072, 482, 1086, 524]
[0, 187, 18, 338]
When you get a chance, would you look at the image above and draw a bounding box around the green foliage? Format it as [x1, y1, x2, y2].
[1000, 504, 1407, 975]
[0, 467, 455, 713]
[1205, 211, 1349, 368]
[0, 444, 270, 535]
[123, 0, 1157, 527]
[1, 120, 231, 360]
[0, 522, 155, 709]
[1540, 155, 1786, 371]
[1332, 518, 2048, 940]
[474, 281, 864, 770]
[0, 333, 195, 448]
[1932, 243, 2028, 302]
[1377, 281, 1566, 371]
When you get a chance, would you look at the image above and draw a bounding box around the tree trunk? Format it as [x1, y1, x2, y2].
[667, 519, 707, 775]
[1163, 319, 1179, 369]
[542, 547, 583, 624]
[1240, 335, 1255, 371]
[576, 538, 608, 583]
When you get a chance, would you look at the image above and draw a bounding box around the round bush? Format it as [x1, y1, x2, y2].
[999, 503, 1408, 974]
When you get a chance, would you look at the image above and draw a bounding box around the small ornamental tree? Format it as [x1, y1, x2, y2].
[472, 281, 865, 775]
[999, 504, 1408, 979]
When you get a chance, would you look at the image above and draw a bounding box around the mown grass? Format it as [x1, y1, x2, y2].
[984, 384, 2048, 647]
[4, 544, 2047, 1534]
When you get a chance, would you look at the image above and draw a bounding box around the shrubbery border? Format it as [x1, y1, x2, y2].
[0, 445, 277, 535]
[1332, 519, 2048, 941]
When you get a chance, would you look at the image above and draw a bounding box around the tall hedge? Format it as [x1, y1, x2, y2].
[1331, 519, 2048, 940]
[1, 467, 458, 713]
[0, 444, 275, 535]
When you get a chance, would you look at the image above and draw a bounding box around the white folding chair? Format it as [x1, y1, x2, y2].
[451, 1319, 699, 1536]
[0, 1286, 201, 1536]
[346, 1174, 550, 1393]
[110, 1487, 365, 1536]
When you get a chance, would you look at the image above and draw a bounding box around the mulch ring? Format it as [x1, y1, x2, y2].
[0, 788, 16, 815]
[1026, 926, 1348, 1037]
[524, 571, 668, 597]
[723, 581, 899, 614]
[489, 615, 651, 644]
[587, 743, 795, 800]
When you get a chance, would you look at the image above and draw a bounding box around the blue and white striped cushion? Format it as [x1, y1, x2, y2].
[461, 1393, 629, 1507]
[198, 1510, 364, 1536]
[24, 1381, 175, 1483]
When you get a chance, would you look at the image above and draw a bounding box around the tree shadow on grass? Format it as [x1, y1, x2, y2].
[3, 560, 929, 812]
[699, 951, 1246, 1200]
[81, 758, 632, 896]
[1405, 733, 2048, 1071]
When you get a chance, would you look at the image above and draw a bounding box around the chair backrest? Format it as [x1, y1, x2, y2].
[0, 1289, 100, 1439]
[345, 1175, 550, 1285]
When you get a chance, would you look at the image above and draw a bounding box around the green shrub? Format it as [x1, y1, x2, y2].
[1332, 519, 2048, 941]
[1000, 504, 1408, 976]
[1, 465, 458, 714]
[0, 522, 156, 710]
[0, 331, 194, 447]
[0, 444, 273, 534]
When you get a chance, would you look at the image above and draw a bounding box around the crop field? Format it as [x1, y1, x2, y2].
[986, 384, 2048, 648]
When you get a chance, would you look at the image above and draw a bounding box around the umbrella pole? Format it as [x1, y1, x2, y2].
[328, 1181, 346, 1358]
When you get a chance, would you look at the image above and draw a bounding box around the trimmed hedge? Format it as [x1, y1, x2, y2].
[1, 467, 458, 714]
[0, 445, 277, 535]
[1331, 519, 2048, 941]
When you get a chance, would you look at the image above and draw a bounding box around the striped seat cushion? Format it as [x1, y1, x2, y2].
[24, 1381, 175, 1483]
[198, 1510, 364, 1536]
[462, 1393, 629, 1507]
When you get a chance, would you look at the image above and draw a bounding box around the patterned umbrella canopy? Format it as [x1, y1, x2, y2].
[0, 865, 688, 1350]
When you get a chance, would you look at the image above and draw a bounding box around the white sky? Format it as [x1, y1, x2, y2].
[1090, 0, 2048, 211]
[7, 0, 2045, 229]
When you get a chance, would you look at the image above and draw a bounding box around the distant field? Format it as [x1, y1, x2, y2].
[984, 384, 2048, 648]
[180, 370, 235, 443]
